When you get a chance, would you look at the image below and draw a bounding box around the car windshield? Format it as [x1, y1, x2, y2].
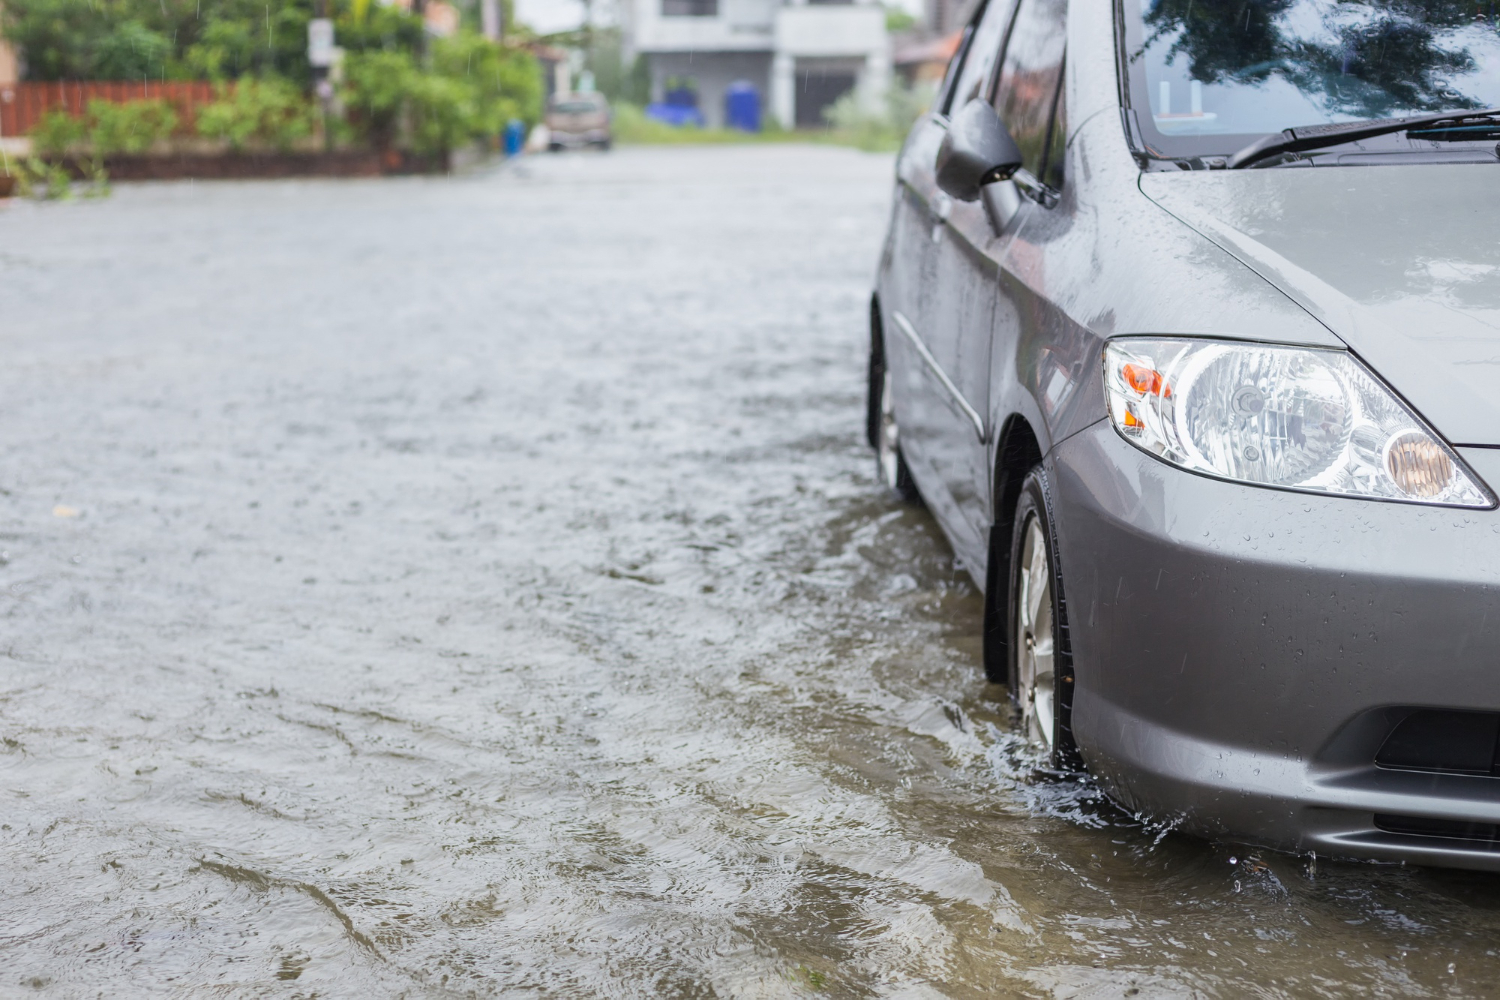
[1122, 0, 1500, 157]
[552, 101, 601, 114]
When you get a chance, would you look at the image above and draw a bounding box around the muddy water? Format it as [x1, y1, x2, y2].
[1, 147, 1499, 997]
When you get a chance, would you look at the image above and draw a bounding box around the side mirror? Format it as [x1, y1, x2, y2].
[935, 99, 1024, 202]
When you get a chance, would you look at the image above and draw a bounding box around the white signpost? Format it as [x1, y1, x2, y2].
[307, 18, 335, 69]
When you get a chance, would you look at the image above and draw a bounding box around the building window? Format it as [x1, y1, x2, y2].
[662, 0, 717, 15]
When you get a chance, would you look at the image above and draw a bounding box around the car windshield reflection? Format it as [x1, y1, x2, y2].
[1128, 0, 1500, 149]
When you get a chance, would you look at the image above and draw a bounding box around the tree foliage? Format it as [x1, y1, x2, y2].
[1, 0, 318, 82]
[5, 0, 542, 154]
[30, 98, 177, 154]
[197, 77, 316, 149]
[342, 33, 540, 153]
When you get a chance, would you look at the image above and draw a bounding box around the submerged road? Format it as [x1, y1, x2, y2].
[2, 146, 1499, 997]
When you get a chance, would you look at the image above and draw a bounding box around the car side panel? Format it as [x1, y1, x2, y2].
[924, 186, 1031, 565]
[883, 115, 968, 524]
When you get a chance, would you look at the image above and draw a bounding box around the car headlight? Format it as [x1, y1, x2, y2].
[1103, 338, 1494, 507]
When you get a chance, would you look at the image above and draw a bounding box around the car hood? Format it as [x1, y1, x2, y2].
[1140, 164, 1500, 446]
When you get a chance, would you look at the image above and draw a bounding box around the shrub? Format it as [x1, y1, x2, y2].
[87, 99, 179, 155]
[13, 156, 76, 199]
[197, 78, 316, 151]
[28, 109, 87, 157]
[28, 99, 177, 158]
[822, 82, 932, 152]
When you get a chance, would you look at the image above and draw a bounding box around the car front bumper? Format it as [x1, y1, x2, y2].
[1049, 420, 1500, 869]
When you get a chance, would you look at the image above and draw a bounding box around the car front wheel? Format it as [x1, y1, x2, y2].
[1010, 468, 1078, 766]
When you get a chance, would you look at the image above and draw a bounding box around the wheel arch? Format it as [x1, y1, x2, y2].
[982, 414, 1044, 680]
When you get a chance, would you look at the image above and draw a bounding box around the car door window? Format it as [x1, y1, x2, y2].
[935, 12, 979, 117]
[942, 0, 1017, 117]
[992, 0, 1067, 196]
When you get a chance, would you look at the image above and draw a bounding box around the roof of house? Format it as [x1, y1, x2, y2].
[892, 31, 962, 67]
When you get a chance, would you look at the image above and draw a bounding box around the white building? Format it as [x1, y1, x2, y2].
[622, 0, 890, 130]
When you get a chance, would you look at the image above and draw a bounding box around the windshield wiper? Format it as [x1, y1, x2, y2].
[1228, 108, 1500, 169]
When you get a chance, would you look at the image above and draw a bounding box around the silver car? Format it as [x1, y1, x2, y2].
[546, 92, 613, 151]
[872, 0, 1500, 869]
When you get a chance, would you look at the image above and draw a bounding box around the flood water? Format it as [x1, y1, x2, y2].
[3, 146, 1500, 997]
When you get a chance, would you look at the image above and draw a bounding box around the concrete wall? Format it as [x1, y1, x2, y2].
[630, 0, 890, 131]
[770, 3, 889, 128]
[631, 0, 777, 54]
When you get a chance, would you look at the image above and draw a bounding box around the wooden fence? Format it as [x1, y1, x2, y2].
[0, 81, 221, 139]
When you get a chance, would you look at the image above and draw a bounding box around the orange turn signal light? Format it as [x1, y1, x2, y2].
[1121, 363, 1168, 396]
[1123, 408, 1143, 428]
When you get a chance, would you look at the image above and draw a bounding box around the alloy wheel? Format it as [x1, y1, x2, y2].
[1014, 513, 1056, 749]
[877, 367, 901, 493]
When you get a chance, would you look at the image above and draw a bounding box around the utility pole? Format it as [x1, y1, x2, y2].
[581, 0, 593, 93]
[308, 0, 335, 150]
[481, 0, 502, 41]
[412, 0, 428, 59]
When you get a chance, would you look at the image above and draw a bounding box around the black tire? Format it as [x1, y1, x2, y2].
[868, 337, 920, 503]
[1008, 467, 1081, 769]
[865, 308, 885, 449]
[981, 523, 1010, 684]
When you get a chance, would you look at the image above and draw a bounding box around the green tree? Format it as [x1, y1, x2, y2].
[1, 0, 116, 79]
[93, 20, 172, 79]
[1, 0, 318, 82]
[432, 31, 541, 130]
[343, 33, 540, 154]
[884, 5, 916, 33]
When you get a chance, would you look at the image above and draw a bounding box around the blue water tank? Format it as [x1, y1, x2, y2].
[725, 80, 761, 132]
[503, 119, 526, 156]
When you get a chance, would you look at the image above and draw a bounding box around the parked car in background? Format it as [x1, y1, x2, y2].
[546, 92, 612, 150]
[872, 0, 1500, 870]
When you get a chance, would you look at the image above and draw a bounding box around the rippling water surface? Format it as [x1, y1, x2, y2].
[2, 147, 1500, 997]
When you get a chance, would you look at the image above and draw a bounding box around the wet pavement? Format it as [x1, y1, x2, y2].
[3, 145, 1500, 997]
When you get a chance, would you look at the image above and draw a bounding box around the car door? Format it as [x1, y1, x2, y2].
[890, 0, 1018, 545]
[881, 10, 975, 489]
[922, 0, 1042, 562]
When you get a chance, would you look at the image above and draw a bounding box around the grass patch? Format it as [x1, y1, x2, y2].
[611, 87, 933, 153]
[611, 101, 908, 152]
[613, 102, 796, 145]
